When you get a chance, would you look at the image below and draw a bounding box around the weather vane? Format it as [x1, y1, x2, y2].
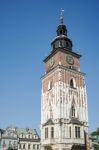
[60, 8, 64, 24]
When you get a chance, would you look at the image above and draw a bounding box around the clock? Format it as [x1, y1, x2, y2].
[66, 55, 74, 65]
[49, 57, 55, 67]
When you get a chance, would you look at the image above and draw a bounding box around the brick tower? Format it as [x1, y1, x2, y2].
[41, 11, 88, 150]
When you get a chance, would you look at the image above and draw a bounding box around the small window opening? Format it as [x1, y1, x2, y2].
[70, 79, 74, 88]
[45, 128, 48, 139]
[75, 126, 80, 138]
[48, 81, 52, 90]
[60, 30, 63, 34]
[66, 42, 69, 48]
[23, 144, 25, 149]
[59, 41, 62, 47]
[69, 126, 71, 138]
[71, 105, 75, 117]
[51, 127, 54, 138]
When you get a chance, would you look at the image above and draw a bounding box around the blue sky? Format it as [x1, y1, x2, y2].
[0, 0, 99, 133]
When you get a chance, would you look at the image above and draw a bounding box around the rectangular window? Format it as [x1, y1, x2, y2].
[9, 141, 11, 147]
[51, 127, 54, 138]
[78, 127, 80, 138]
[45, 128, 48, 139]
[75, 126, 80, 138]
[28, 144, 31, 149]
[14, 141, 16, 145]
[75, 126, 77, 138]
[3, 140, 5, 147]
[37, 145, 39, 149]
[13, 141, 16, 149]
[69, 126, 71, 138]
[19, 144, 21, 149]
[9, 141, 11, 145]
[3, 140, 5, 145]
[33, 144, 35, 149]
[21, 134, 23, 138]
[23, 144, 25, 149]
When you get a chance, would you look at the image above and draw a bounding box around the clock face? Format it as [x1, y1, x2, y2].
[49, 57, 55, 67]
[66, 55, 74, 65]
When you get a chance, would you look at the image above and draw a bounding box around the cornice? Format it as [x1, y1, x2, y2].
[43, 48, 81, 63]
[41, 65, 85, 80]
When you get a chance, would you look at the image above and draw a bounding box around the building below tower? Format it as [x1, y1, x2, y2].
[0, 127, 40, 150]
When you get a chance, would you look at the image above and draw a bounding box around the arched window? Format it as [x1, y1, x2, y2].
[66, 42, 69, 48]
[70, 79, 74, 88]
[59, 41, 62, 47]
[71, 105, 75, 117]
[70, 78, 76, 88]
[59, 29, 63, 35]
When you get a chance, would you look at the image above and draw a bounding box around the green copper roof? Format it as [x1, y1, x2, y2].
[16, 128, 37, 136]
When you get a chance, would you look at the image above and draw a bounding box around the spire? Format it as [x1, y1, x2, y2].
[60, 9, 64, 24]
[56, 9, 67, 36]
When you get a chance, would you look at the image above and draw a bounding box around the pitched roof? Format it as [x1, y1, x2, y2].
[43, 119, 54, 126]
[16, 128, 37, 136]
[69, 118, 83, 125]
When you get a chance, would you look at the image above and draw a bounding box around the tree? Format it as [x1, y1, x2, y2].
[97, 128, 99, 135]
[91, 128, 99, 150]
[91, 127, 99, 136]
[7, 147, 17, 150]
[93, 144, 99, 150]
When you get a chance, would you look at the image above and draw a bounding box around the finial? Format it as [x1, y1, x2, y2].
[60, 8, 64, 24]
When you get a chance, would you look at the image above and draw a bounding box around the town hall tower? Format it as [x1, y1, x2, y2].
[41, 11, 88, 150]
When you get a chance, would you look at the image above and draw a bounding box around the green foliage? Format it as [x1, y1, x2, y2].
[7, 147, 17, 150]
[91, 127, 99, 136]
[93, 144, 99, 150]
[91, 127, 99, 150]
[97, 128, 99, 135]
[91, 131, 97, 136]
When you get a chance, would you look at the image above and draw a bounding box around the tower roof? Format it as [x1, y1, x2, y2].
[50, 9, 74, 52]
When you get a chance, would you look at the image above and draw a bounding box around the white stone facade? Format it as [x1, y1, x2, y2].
[41, 67, 88, 124]
[41, 66, 88, 150]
